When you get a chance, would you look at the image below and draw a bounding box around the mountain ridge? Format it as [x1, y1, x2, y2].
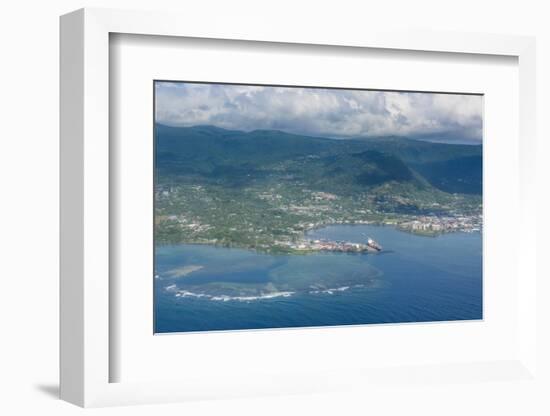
[156, 123, 482, 147]
[155, 124, 482, 195]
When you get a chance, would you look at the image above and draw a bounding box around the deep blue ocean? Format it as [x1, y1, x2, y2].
[154, 225, 482, 333]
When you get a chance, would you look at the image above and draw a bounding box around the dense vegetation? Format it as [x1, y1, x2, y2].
[155, 125, 482, 251]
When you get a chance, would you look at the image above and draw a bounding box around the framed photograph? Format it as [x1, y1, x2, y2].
[152, 81, 484, 334]
[60, 8, 538, 407]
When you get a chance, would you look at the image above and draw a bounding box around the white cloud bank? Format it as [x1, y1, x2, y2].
[155, 82, 483, 144]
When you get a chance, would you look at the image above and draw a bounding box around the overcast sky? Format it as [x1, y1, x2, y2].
[155, 82, 483, 144]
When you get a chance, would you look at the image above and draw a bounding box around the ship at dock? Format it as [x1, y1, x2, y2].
[365, 236, 382, 252]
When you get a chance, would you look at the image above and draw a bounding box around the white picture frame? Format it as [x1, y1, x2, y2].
[60, 7, 538, 407]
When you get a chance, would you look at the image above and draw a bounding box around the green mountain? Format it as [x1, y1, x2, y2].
[155, 124, 482, 195]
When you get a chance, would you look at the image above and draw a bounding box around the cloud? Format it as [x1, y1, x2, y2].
[155, 82, 483, 144]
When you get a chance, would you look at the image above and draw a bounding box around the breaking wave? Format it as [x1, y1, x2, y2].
[166, 283, 370, 302]
[171, 287, 294, 302]
[309, 285, 350, 295]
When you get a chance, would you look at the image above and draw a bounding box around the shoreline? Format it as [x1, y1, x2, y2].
[155, 222, 481, 255]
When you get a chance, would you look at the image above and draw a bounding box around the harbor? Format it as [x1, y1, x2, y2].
[286, 235, 382, 253]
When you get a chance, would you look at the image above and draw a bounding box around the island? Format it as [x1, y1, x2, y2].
[155, 125, 482, 254]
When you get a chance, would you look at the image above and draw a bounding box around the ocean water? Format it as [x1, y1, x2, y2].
[154, 225, 482, 333]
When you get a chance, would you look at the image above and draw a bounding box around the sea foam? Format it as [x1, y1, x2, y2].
[173, 289, 294, 302]
[309, 286, 350, 295]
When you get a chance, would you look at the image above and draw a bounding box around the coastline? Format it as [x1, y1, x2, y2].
[155, 220, 481, 255]
[154, 222, 483, 331]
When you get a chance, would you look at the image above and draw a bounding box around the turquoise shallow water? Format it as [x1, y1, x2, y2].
[154, 225, 482, 333]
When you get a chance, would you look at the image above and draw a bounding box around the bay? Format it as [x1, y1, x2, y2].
[154, 225, 482, 333]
